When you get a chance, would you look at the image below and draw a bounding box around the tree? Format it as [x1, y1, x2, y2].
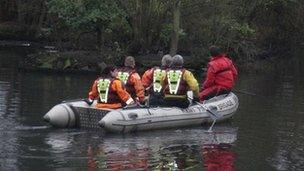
[47, 0, 128, 50]
[170, 0, 181, 56]
[119, 0, 171, 53]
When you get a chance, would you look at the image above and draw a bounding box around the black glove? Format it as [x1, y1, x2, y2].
[193, 96, 200, 102]
[139, 100, 146, 106]
[84, 98, 93, 105]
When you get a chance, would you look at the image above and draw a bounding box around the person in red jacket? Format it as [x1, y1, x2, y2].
[199, 46, 238, 101]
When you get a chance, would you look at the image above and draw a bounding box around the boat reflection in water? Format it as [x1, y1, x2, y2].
[201, 129, 237, 171]
[87, 143, 149, 171]
[86, 126, 238, 170]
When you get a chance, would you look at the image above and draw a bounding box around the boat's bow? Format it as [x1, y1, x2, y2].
[43, 100, 91, 128]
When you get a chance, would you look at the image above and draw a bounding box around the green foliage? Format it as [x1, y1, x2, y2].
[243, 0, 304, 48]
[47, 0, 130, 51]
[0, 23, 36, 39]
[47, 0, 127, 29]
[179, 0, 259, 62]
[38, 55, 57, 69]
[36, 53, 79, 69]
[231, 23, 255, 38]
[1, 0, 304, 67]
[63, 58, 71, 69]
[259, 0, 298, 7]
[159, 23, 173, 47]
[0, 24, 22, 38]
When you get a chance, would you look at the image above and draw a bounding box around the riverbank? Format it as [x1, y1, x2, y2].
[17, 47, 208, 74]
[0, 40, 294, 75]
[18, 49, 285, 75]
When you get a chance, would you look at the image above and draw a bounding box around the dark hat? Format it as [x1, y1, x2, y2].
[209, 45, 222, 56]
[101, 65, 116, 76]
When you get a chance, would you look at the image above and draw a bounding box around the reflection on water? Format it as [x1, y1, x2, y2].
[202, 144, 236, 171]
[266, 68, 304, 171]
[1, 50, 304, 170]
[85, 127, 237, 170]
[0, 68, 20, 170]
[234, 57, 304, 171]
[45, 132, 74, 153]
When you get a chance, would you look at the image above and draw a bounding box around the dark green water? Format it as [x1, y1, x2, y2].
[1, 49, 304, 170]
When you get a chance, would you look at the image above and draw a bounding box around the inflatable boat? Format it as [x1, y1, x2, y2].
[43, 93, 238, 133]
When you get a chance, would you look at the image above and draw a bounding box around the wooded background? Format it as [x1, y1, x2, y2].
[1, 0, 303, 64]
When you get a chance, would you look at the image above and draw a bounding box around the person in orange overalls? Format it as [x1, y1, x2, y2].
[117, 56, 145, 104]
[199, 46, 238, 101]
[141, 54, 172, 106]
[87, 66, 134, 109]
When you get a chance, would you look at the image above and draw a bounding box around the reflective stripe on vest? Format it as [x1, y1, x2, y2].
[117, 71, 130, 84]
[97, 79, 111, 103]
[153, 69, 166, 93]
[167, 70, 182, 94]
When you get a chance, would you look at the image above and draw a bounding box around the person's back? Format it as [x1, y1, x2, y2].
[208, 55, 237, 89]
[163, 55, 199, 108]
[88, 66, 134, 109]
[199, 46, 238, 101]
[142, 54, 172, 106]
[117, 56, 145, 104]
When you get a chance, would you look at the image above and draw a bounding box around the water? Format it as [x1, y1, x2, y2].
[1, 49, 304, 170]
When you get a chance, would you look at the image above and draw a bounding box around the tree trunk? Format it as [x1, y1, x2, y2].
[96, 27, 102, 51]
[131, 0, 142, 52]
[0, 1, 5, 21]
[16, 0, 24, 25]
[170, 0, 181, 56]
[35, 1, 46, 38]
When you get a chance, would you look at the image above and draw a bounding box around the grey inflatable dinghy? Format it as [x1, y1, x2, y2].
[43, 93, 238, 133]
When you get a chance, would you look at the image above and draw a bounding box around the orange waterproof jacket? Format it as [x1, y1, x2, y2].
[142, 68, 154, 89]
[88, 77, 133, 109]
[142, 67, 167, 91]
[117, 67, 145, 102]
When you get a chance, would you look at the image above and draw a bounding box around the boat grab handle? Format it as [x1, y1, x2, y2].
[128, 113, 138, 119]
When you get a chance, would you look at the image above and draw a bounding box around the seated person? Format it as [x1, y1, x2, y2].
[199, 46, 238, 101]
[117, 56, 145, 104]
[141, 54, 172, 106]
[163, 55, 199, 108]
[88, 66, 134, 109]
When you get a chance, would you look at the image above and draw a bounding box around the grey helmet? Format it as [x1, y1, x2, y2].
[161, 54, 173, 67]
[172, 54, 184, 67]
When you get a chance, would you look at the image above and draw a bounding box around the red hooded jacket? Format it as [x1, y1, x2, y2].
[203, 54, 237, 90]
[199, 54, 237, 101]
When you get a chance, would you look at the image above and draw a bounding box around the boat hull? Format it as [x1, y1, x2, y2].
[100, 93, 238, 133]
[43, 93, 238, 133]
[43, 99, 109, 128]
